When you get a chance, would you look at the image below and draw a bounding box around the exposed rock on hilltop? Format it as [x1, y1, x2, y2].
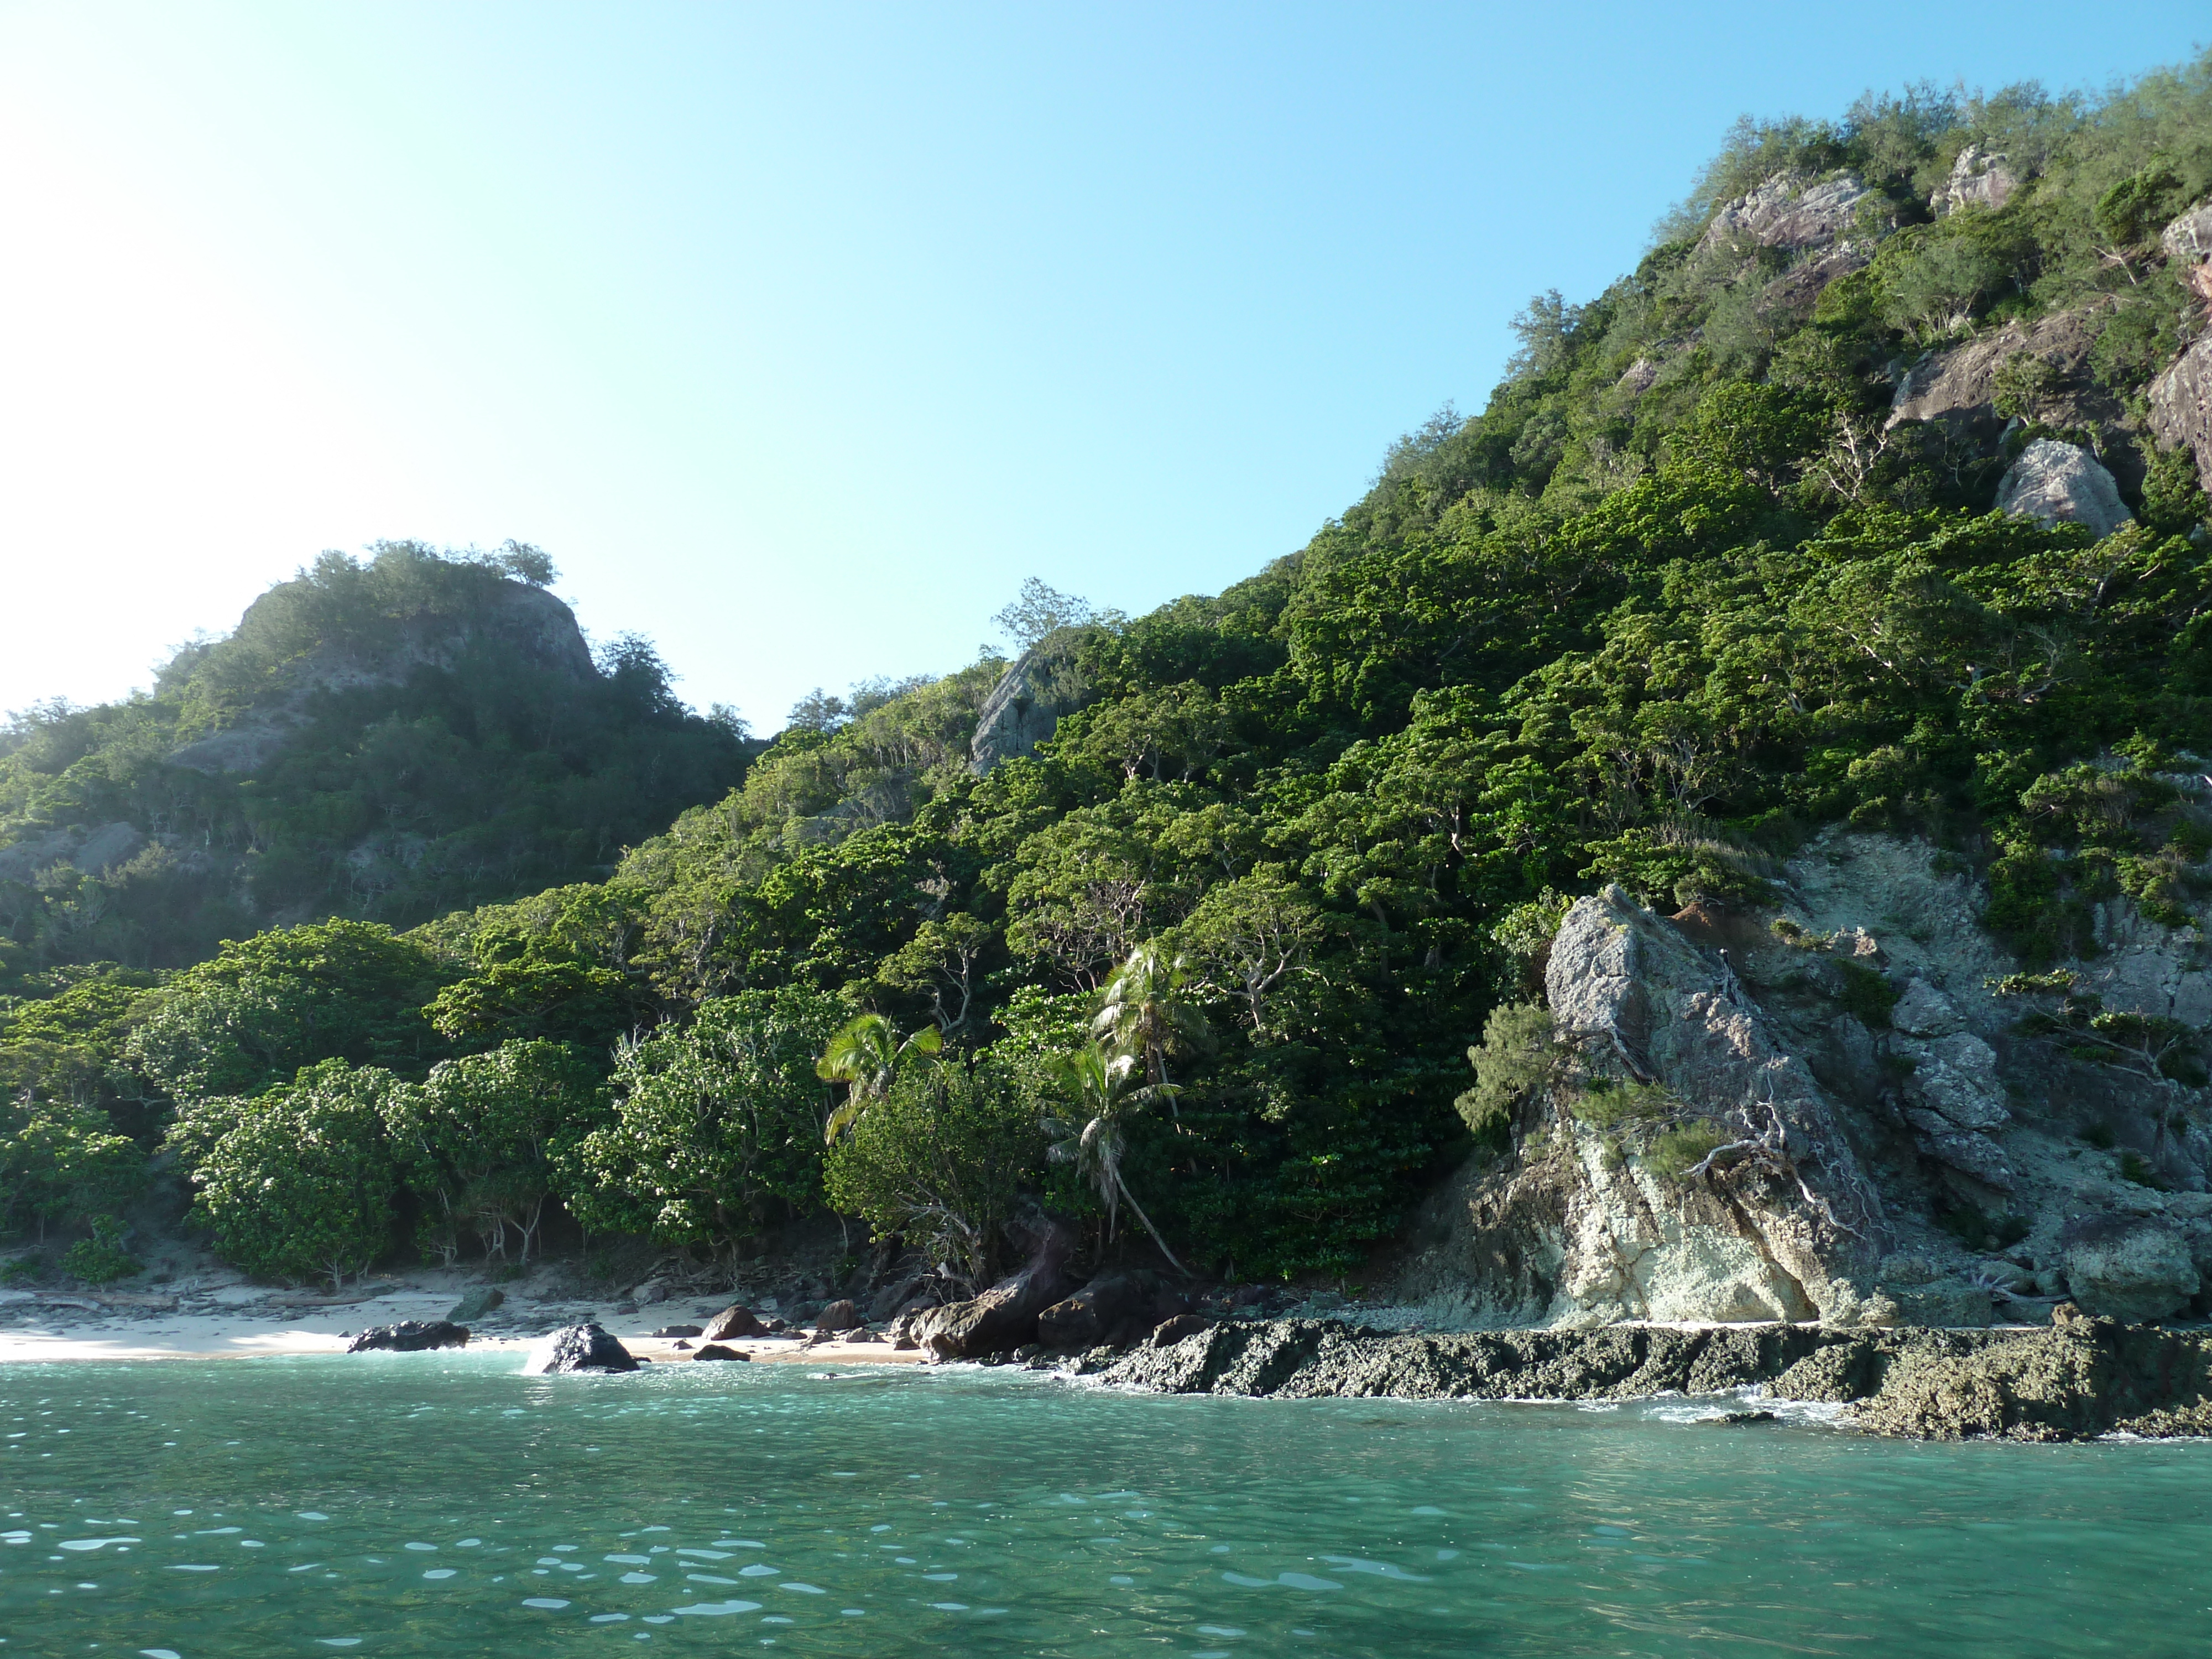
[1695, 171, 1872, 255]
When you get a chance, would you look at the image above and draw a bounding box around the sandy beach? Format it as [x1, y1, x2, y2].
[0, 1281, 922, 1366]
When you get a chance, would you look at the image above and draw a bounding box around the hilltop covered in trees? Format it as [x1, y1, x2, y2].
[6, 50, 2212, 1293]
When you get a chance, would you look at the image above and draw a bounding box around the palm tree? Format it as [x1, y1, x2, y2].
[816, 1013, 942, 1144]
[1044, 1043, 1188, 1275]
[1091, 943, 1209, 1106]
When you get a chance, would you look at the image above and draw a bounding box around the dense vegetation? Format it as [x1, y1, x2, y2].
[6, 53, 2212, 1292]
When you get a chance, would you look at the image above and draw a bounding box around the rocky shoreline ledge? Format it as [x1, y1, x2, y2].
[1067, 1310, 2212, 1442]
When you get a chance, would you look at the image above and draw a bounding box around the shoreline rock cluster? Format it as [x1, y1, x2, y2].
[1073, 1311, 2212, 1441]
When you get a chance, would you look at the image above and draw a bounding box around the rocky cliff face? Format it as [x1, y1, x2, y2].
[970, 632, 1092, 774]
[1392, 830, 2212, 1332]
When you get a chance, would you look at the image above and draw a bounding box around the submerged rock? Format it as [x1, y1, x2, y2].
[347, 1321, 469, 1353]
[526, 1323, 639, 1374]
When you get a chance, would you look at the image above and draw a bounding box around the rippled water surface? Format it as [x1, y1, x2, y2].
[3, 1352, 2211, 1656]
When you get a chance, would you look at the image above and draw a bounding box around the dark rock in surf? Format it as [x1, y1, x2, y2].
[650, 1323, 704, 1338]
[528, 1322, 639, 1374]
[347, 1320, 469, 1353]
[691, 1344, 750, 1362]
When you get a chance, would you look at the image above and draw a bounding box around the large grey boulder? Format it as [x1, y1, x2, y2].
[1891, 978, 1964, 1039]
[1542, 888, 1886, 1324]
[446, 1287, 504, 1323]
[1696, 171, 1872, 255]
[1897, 1032, 2010, 1133]
[913, 1217, 1077, 1360]
[2150, 334, 2212, 495]
[1994, 440, 2133, 538]
[2062, 1218, 2199, 1323]
[1037, 1271, 1190, 1350]
[1929, 144, 2018, 216]
[970, 634, 1092, 774]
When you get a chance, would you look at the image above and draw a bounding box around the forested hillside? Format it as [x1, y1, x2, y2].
[7, 52, 2212, 1295]
[0, 541, 749, 977]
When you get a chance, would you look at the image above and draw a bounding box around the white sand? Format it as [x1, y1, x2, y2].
[0, 1286, 921, 1366]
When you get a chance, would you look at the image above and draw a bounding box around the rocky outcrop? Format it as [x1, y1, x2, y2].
[1887, 307, 2120, 440]
[2165, 202, 2212, 306]
[0, 822, 147, 884]
[1929, 144, 2018, 216]
[1389, 826, 2212, 1335]
[1994, 439, 2133, 537]
[1539, 886, 1885, 1324]
[2148, 333, 2212, 494]
[1036, 1270, 1190, 1349]
[1697, 171, 1873, 255]
[812, 1300, 862, 1334]
[347, 1320, 469, 1353]
[971, 633, 1092, 774]
[1086, 1313, 2212, 1441]
[525, 1323, 639, 1374]
[912, 1217, 1077, 1360]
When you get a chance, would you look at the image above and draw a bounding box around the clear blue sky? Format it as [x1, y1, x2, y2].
[1, 2, 2202, 731]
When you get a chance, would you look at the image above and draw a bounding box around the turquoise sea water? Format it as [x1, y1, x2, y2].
[2, 1352, 2210, 1657]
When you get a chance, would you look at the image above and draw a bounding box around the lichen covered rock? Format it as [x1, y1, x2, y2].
[1994, 439, 2133, 537]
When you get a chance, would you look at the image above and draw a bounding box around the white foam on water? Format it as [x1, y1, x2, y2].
[316, 1642, 362, 1650]
[139, 1649, 181, 1657]
[60, 1537, 138, 1551]
[0, 1532, 27, 1544]
[672, 1600, 761, 1616]
[521, 1598, 570, 1610]
[168, 1565, 220, 1573]
[295, 1512, 330, 1522]
[191, 1528, 239, 1537]
[841, 1609, 865, 1616]
[423, 1569, 456, 1580]
[641, 1615, 674, 1624]
[404, 1542, 437, 1552]
[457, 1538, 482, 1548]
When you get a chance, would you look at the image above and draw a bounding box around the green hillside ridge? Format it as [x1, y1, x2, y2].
[7, 51, 2212, 1294]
